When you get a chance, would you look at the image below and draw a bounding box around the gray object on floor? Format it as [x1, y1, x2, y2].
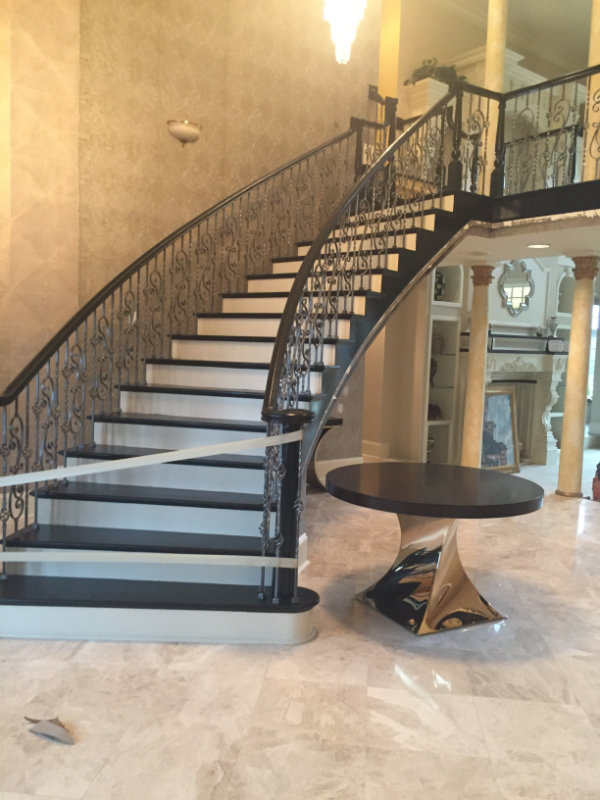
[25, 716, 75, 745]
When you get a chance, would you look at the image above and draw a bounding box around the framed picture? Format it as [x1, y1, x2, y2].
[481, 385, 519, 473]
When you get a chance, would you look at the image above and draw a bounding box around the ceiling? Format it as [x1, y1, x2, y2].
[438, 209, 600, 268]
[427, 0, 593, 77]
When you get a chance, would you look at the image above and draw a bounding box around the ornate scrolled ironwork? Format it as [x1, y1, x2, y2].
[0, 127, 359, 537]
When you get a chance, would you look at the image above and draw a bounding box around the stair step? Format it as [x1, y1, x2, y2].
[221, 291, 369, 316]
[8, 524, 263, 555]
[66, 444, 265, 492]
[144, 359, 324, 394]
[296, 230, 418, 256]
[271, 249, 402, 274]
[35, 481, 269, 534]
[119, 384, 268, 420]
[195, 312, 351, 339]
[0, 576, 318, 644]
[35, 481, 268, 510]
[247, 271, 383, 294]
[93, 412, 267, 450]
[170, 335, 337, 365]
[67, 444, 265, 469]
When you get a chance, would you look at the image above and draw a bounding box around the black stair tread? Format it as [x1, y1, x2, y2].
[196, 311, 353, 319]
[0, 575, 320, 613]
[120, 384, 317, 401]
[8, 524, 263, 555]
[271, 246, 417, 264]
[94, 411, 266, 432]
[222, 289, 375, 299]
[35, 481, 269, 511]
[171, 334, 339, 344]
[145, 357, 326, 371]
[66, 443, 265, 469]
[249, 268, 394, 279]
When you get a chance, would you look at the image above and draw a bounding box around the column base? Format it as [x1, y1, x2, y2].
[555, 489, 583, 498]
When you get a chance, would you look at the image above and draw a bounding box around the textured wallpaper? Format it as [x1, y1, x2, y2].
[79, 0, 381, 300]
[1, 0, 80, 391]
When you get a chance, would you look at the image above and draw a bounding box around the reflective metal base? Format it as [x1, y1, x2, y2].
[356, 514, 504, 635]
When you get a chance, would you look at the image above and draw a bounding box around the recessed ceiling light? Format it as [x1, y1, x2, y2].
[527, 243, 550, 249]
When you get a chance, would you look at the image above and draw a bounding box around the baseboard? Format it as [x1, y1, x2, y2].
[361, 439, 390, 459]
[0, 605, 317, 645]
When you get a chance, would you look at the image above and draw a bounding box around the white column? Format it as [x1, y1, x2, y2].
[557, 256, 599, 497]
[588, 0, 600, 66]
[484, 0, 507, 92]
[461, 265, 494, 468]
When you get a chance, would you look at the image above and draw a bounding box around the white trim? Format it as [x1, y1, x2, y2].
[0, 430, 301, 489]
[1, 550, 297, 568]
[0, 605, 317, 645]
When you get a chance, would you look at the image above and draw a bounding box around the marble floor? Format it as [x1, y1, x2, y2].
[1, 455, 600, 799]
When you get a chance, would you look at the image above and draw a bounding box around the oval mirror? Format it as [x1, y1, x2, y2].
[498, 260, 534, 316]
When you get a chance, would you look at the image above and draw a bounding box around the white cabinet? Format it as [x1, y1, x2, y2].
[426, 267, 463, 464]
[381, 265, 464, 464]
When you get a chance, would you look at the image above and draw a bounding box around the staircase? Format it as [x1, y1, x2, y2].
[3, 67, 597, 644]
[0, 189, 468, 642]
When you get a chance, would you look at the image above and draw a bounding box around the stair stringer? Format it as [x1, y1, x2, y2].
[298, 206, 480, 470]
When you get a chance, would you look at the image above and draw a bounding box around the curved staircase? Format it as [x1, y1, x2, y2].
[3, 67, 599, 643]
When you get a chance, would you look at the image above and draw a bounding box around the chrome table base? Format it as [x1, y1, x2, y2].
[356, 514, 504, 635]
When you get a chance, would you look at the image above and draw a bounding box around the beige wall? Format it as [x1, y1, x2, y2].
[1, 0, 80, 391]
[1, 0, 380, 390]
[79, 0, 381, 302]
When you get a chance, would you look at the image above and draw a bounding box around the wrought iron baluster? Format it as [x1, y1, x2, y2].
[1, 406, 7, 576]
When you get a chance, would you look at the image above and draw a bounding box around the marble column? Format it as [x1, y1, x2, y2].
[461, 265, 494, 468]
[484, 0, 507, 92]
[556, 256, 599, 497]
[588, 0, 600, 65]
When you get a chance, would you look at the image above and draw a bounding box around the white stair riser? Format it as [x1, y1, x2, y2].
[222, 295, 366, 316]
[296, 232, 416, 256]
[94, 422, 265, 451]
[196, 317, 282, 336]
[343, 195, 454, 227]
[8, 557, 269, 586]
[196, 314, 351, 339]
[171, 338, 336, 366]
[0, 606, 316, 644]
[145, 363, 322, 395]
[119, 390, 263, 420]
[69, 458, 265, 493]
[273, 252, 398, 275]
[334, 212, 436, 237]
[247, 274, 382, 294]
[36, 498, 265, 534]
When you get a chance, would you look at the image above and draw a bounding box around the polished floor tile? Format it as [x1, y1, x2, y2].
[1, 456, 600, 798]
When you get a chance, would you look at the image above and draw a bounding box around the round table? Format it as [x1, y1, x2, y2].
[326, 462, 544, 635]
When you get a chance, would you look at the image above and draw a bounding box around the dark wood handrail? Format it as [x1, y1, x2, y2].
[261, 87, 457, 420]
[0, 128, 355, 406]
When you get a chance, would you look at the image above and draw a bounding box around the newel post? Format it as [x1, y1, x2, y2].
[262, 407, 314, 603]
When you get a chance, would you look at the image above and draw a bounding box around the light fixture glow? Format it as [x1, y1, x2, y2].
[323, 0, 367, 64]
[526, 243, 550, 249]
[167, 119, 201, 146]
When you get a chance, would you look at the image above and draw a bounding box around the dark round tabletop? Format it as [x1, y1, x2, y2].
[325, 462, 544, 519]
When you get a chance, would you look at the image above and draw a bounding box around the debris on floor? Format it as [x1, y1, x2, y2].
[25, 716, 75, 745]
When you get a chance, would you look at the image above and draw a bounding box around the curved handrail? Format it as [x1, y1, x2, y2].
[262, 88, 456, 419]
[1, 129, 355, 406]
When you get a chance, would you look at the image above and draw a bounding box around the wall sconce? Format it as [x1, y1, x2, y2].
[167, 119, 201, 146]
[323, 0, 367, 64]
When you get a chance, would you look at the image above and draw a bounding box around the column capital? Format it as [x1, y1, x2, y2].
[470, 264, 494, 287]
[572, 256, 600, 280]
